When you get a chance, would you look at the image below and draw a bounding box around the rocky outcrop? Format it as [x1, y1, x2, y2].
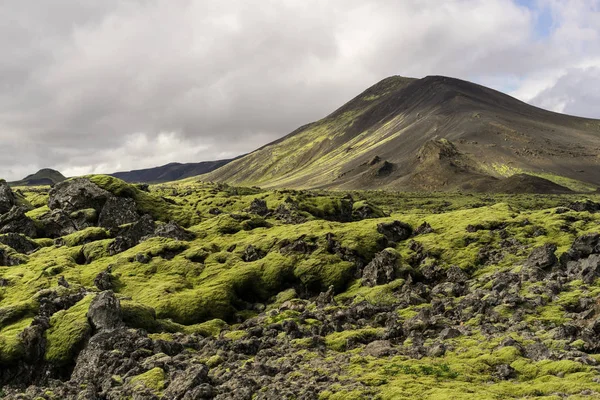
[37, 209, 77, 238]
[48, 178, 112, 213]
[247, 198, 269, 216]
[362, 249, 399, 286]
[87, 291, 123, 332]
[153, 221, 195, 241]
[0, 180, 17, 215]
[377, 221, 412, 243]
[0, 207, 37, 237]
[98, 197, 139, 229]
[0, 233, 39, 254]
[108, 215, 156, 255]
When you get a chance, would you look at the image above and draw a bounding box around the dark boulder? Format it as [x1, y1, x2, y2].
[414, 221, 434, 235]
[108, 215, 155, 255]
[87, 291, 123, 332]
[94, 270, 114, 291]
[163, 364, 211, 400]
[153, 221, 195, 241]
[48, 178, 112, 213]
[568, 200, 600, 213]
[0, 233, 39, 254]
[37, 209, 78, 238]
[0, 246, 24, 266]
[362, 249, 399, 287]
[446, 265, 469, 283]
[98, 197, 139, 229]
[522, 243, 557, 280]
[242, 245, 265, 262]
[280, 236, 317, 255]
[0, 180, 16, 215]
[561, 233, 600, 264]
[377, 221, 412, 243]
[247, 198, 269, 216]
[0, 206, 37, 237]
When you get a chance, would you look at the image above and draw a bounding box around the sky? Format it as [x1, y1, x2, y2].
[1, 0, 599, 181]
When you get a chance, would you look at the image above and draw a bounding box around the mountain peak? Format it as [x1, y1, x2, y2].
[203, 74, 600, 192]
[10, 169, 66, 186]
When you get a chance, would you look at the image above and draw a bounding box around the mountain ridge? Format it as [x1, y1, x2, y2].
[110, 158, 235, 183]
[201, 75, 600, 192]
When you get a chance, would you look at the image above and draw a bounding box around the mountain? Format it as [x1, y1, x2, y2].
[203, 75, 600, 192]
[110, 159, 233, 183]
[9, 168, 66, 186]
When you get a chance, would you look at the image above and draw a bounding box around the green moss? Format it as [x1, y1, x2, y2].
[62, 227, 109, 247]
[325, 328, 384, 352]
[0, 318, 32, 365]
[129, 367, 166, 393]
[44, 295, 92, 365]
[224, 330, 248, 340]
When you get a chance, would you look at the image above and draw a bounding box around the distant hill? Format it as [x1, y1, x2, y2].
[110, 159, 234, 183]
[202, 75, 600, 193]
[9, 168, 66, 186]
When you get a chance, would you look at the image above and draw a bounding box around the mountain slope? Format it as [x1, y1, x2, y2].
[9, 168, 66, 186]
[111, 159, 233, 183]
[203, 75, 600, 192]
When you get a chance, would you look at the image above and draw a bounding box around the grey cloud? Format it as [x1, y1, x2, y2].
[0, 0, 598, 180]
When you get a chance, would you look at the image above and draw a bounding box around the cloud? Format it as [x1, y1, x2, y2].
[0, 0, 598, 180]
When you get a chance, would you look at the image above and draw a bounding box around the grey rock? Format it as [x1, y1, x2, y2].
[493, 364, 516, 380]
[88, 291, 123, 331]
[108, 215, 156, 255]
[0, 206, 37, 237]
[37, 209, 78, 238]
[377, 220, 412, 243]
[0, 233, 39, 254]
[98, 197, 139, 229]
[363, 340, 393, 357]
[94, 270, 114, 291]
[247, 198, 268, 216]
[362, 249, 398, 287]
[48, 178, 112, 213]
[242, 245, 265, 262]
[153, 221, 195, 241]
[0, 180, 16, 215]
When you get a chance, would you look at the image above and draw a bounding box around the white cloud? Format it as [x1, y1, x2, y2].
[0, 0, 598, 180]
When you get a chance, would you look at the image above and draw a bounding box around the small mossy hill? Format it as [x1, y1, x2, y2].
[3, 180, 600, 398]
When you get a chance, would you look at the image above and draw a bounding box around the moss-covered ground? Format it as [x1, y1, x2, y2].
[2, 177, 600, 398]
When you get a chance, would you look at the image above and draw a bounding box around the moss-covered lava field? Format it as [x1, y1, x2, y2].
[2, 176, 600, 399]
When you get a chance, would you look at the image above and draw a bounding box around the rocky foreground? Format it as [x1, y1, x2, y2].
[1, 177, 600, 399]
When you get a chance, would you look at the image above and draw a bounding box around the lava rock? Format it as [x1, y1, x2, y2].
[108, 215, 156, 255]
[87, 291, 123, 331]
[37, 209, 78, 238]
[48, 177, 113, 213]
[247, 198, 269, 216]
[0, 180, 17, 215]
[414, 221, 434, 235]
[377, 221, 412, 243]
[568, 200, 600, 213]
[242, 245, 265, 262]
[98, 196, 139, 229]
[362, 249, 400, 287]
[0, 247, 24, 266]
[0, 233, 39, 254]
[94, 270, 114, 291]
[153, 221, 195, 241]
[0, 206, 37, 237]
[163, 364, 211, 400]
